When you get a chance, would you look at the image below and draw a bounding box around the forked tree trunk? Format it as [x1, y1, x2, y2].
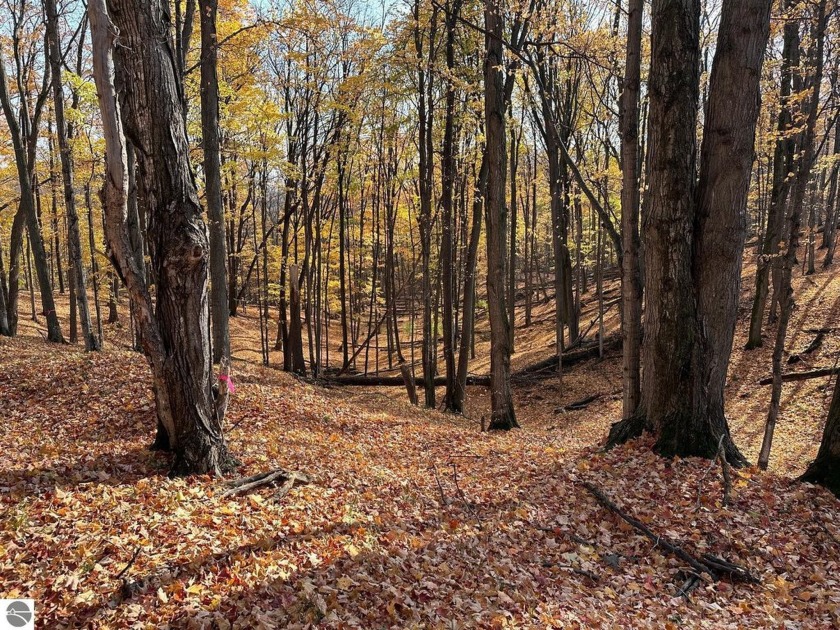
[609, 0, 770, 466]
[685, 0, 771, 464]
[89, 0, 228, 476]
[483, 0, 517, 430]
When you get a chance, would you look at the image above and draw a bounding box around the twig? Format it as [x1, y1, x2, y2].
[450, 462, 483, 530]
[115, 546, 141, 581]
[717, 436, 732, 507]
[542, 562, 600, 581]
[431, 463, 449, 506]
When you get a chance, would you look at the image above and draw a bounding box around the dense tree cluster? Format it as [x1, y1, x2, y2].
[0, 0, 838, 491]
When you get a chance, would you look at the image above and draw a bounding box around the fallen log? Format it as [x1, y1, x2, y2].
[581, 482, 758, 587]
[514, 335, 621, 379]
[787, 332, 824, 364]
[554, 394, 601, 414]
[325, 336, 620, 388]
[326, 374, 491, 387]
[758, 366, 840, 385]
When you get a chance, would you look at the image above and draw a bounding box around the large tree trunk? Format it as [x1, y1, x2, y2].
[633, 0, 702, 440]
[609, 0, 770, 466]
[619, 0, 644, 419]
[200, 0, 230, 364]
[89, 0, 228, 476]
[483, 0, 517, 430]
[45, 0, 98, 352]
[683, 0, 771, 464]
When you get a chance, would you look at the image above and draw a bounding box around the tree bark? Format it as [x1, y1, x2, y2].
[801, 370, 840, 496]
[440, 0, 463, 412]
[609, 0, 771, 466]
[619, 0, 643, 419]
[89, 0, 228, 476]
[45, 0, 99, 351]
[483, 0, 517, 430]
[200, 0, 230, 364]
[684, 0, 771, 464]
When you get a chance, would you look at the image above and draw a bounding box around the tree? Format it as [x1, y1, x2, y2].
[200, 0, 230, 364]
[45, 0, 98, 352]
[483, 0, 517, 430]
[88, 0, 229, 475]
[802, 372, 840, 496]
[609, 0, 772, 464]
[619, 0, 643, 420]
[745, 0, 801, 349]
[758, 0, 827, 470]
[0, 23, 64, 343]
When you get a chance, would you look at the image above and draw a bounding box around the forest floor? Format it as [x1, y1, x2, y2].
[1, 251, 839, 628]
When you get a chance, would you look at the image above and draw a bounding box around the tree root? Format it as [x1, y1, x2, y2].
[605, 413, 647, 449]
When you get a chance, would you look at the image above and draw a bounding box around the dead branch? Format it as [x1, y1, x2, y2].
[221, 468, 310, 498]
[554, 393, 600, 414]
[788, 332, 824, 364]
[581, 481, 759, 587]
[758, 367, 840, 385]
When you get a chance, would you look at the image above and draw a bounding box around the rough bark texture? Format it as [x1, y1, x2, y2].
[200, 0, 230, 364]
[619, 0, 643, 419]
[89, 0, 228, 476]
[609, 0, 770, 466]
[483, 0, 517, 430]
[681, 0, 771, 464]
[636, 0, 701, 436]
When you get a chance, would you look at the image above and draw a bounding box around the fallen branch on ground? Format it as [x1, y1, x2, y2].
[758, 367, 840, 385]
[788, 332, 824, 364]
[581, 481, 758, 591]
[221, 468, 310, 498]
[554, 394, 601, 414]
[325, 337, 621, 388]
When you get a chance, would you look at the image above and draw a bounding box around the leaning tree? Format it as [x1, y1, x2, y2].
[88, 0, 230, 475]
